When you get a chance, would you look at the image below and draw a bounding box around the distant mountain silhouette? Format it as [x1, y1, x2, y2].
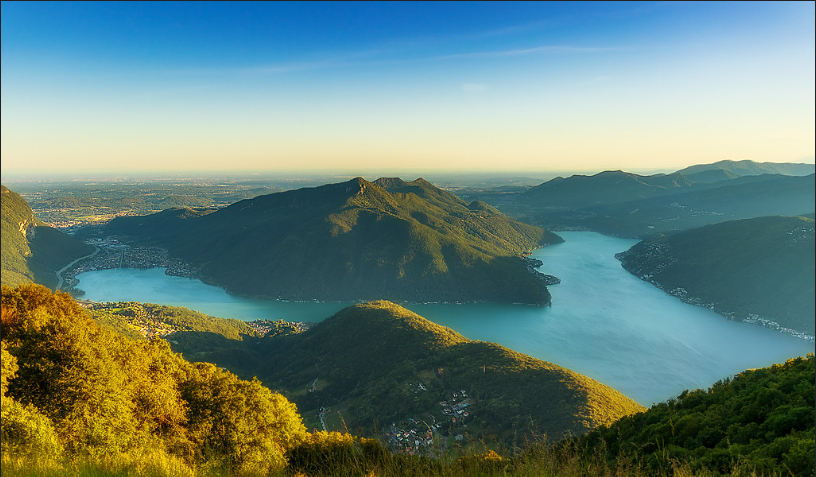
[676, 159, 815, 178]
[520, 170, 694, 209]
[498, 160, 815, 237]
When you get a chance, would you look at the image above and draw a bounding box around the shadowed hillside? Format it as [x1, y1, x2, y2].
[519, 170, 694, 209]
[616, 215, 815, 335]
[170, 301, 644, 449]
[499, 163, 814, 238]
[105, 178, 563, 305]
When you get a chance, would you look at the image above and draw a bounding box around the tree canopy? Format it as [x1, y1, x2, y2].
[1, 283, 307, 474]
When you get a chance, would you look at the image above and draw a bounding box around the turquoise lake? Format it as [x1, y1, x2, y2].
[75, 231, 814, 406]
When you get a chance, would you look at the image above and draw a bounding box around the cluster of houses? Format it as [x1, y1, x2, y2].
[385, 419, 439, 456]
[743, 314, 814, 342]
[245, 319, 310, 337]
[383, 387, 475, 456]
[89, 302, 177, 339]
[62, 238, 197, 293]
[440, 389, 472, 420]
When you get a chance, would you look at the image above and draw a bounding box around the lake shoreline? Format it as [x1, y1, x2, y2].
[73, 231, 815, 406]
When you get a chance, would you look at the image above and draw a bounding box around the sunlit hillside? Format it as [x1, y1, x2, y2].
[104, 178, 563, 305]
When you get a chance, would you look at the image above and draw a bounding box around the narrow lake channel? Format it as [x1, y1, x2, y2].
[75, 231, 814, 406]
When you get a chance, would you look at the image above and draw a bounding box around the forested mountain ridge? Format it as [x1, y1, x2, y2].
[169, 301, 645, 448]
[616, 215, 815, 336]
[1, 185, 94, 289]
[567, 354, 814, 476]
[519, 170, 695, 209]
[497, 164, 814, 237]
[105, 177, 563, 305]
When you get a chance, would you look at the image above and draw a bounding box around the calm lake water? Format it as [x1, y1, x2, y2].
[75, 231, 814, 406]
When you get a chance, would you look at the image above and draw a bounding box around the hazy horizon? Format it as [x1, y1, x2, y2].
[3, 159, 815, 186]
[2, 2, 814, 176]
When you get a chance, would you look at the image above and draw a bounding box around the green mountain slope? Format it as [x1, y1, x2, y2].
[170, 301, 644, 448]
[682, 168, 740, 184]
[569, 354, 815, 476]
[519, 170, 694, 209]
[1, 185, 94, 288]
[89, 301, 258, 341]
[616, 215, 815, 335]
[1, 186, 35, 286]
[568, 173, 816, 237]
[504, 169, 815, 238]
[106, 177, 562, 305]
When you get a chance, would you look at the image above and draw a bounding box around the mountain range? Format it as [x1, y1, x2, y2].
[676, 159, 816, 178]
[103, 177, 563, 305]
[489, 160, 815, 238]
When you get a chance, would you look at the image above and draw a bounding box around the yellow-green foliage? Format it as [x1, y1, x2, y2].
[1, 339, 65, 467]
[89, 301, 257, 340]
[1, 341, 18, 395]
[1, 283, 307, 474]
[457, 449, 505, 474]
[571, 355, 815, 477]
[181, 362, 305, 473]
[1, 398, 64, 461]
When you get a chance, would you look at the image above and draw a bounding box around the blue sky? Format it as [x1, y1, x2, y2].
[1, 1, 814, 175]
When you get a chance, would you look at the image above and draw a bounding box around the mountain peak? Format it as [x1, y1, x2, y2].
[373, 177, 407, 189]
[104, 178, 556, 304]
[340, 177, 369, 196]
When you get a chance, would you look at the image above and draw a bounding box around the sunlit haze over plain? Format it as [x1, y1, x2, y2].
[1, 1, 814, 177]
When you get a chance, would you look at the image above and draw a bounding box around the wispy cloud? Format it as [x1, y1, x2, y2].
[159, 14, 619, 78]
[165, 43, 618, 78]
[462, 83, 489, 93]
[437, 45, 617, 61]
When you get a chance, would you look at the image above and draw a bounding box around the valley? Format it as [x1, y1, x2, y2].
[3, 3, 815, 474]
[69, 231, 814, 409]
[2, 161, 814, 476]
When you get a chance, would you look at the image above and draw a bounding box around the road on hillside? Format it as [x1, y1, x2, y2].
[55, 246, 100, 290]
